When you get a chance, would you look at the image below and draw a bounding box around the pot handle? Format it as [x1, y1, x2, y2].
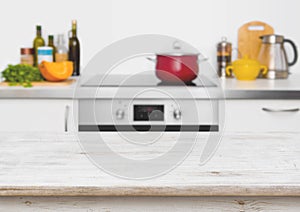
[226, 65, 233, 76]
[146, 57, 156, 63]
[147, 55, 209, 63]
[260, 65, 268, 75]
[198, 53, 209, 63]
[198, 58, 209, 63]
[284, 39, 298, 66]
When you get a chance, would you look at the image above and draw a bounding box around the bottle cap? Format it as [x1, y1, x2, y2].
[36, 25, 42, 30]
[72, 20, 77, 31]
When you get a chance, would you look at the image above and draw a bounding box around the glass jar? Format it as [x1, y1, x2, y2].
[20, 48, 34, 66]
[37, 46, 53, 65]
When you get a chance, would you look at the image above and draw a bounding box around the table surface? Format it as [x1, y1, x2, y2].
[0, 132, 299, 197]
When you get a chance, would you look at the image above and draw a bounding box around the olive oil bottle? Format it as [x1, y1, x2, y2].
[48, 35, 56, 62]
[68, 20, 80, 76]
[33, 25, 45, 66]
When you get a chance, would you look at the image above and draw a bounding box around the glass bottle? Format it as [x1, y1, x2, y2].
[48, 35, 56, 62]
[68, 20, 80, 76]
[55, 34, 68, 62]
[33, 25, 45, 66]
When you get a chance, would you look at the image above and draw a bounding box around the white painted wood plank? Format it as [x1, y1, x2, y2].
[0, 132, 299, 196]
[1, 197, 300, 211]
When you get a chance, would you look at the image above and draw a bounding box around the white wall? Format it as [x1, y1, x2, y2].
[1, 0, 300, 74]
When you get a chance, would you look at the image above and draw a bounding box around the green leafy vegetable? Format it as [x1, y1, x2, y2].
[2, 64, 44, 87]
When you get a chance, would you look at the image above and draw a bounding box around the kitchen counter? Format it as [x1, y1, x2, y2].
[0, 77, 79, 99]
[223, 74, 300, 99]
[0, 75, 300, 99]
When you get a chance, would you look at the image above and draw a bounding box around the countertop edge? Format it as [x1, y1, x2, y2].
[0, 185, 299, 197]
[2, 76, 300, 99]
[1, 90, 300, 99]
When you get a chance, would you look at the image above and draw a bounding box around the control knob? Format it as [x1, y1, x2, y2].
[173, 109, 182, 120]
[116, 109, 125, 120]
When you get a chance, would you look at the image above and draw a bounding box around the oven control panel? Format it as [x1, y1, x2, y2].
[79, 99, 218, 125]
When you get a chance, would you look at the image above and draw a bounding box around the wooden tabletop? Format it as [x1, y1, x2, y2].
[0, 132, 299, 197]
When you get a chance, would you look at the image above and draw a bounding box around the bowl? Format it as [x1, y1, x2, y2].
[226, 56, 267, 80]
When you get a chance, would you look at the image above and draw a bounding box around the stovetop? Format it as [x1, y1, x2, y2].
[81, 73, 217, 88]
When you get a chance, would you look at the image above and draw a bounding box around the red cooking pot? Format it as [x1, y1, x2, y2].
[148, 52, 201, 83]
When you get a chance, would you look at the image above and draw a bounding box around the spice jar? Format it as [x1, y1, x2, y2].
[20, 48, 34, 66]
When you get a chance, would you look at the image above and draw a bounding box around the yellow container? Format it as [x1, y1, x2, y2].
[226, 56, 267, 80]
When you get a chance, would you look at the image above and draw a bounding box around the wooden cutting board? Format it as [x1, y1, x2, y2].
[0, 79, 76, 87]
[238, 21, 274, 59]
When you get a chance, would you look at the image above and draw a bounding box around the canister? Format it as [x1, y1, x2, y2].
[37, 47, 53, 65]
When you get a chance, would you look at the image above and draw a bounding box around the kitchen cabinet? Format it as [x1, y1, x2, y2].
[225, 100, 300, 132]
[0, 100, 78, 132]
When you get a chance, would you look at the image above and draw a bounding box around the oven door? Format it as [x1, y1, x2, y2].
[78, 98, 221, 179]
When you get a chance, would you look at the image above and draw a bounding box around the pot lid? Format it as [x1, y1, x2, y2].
[157, 40, 199, 56]
[157, 52, 199, 56]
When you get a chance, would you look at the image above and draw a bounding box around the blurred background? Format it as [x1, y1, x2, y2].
[0, 0, 299, 74]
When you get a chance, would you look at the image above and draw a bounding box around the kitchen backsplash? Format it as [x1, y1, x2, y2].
[0, 0, 299, 74]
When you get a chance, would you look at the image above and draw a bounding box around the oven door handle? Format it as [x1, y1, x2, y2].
[64, 105, 70, 132]
[262, 107, 300, 113]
